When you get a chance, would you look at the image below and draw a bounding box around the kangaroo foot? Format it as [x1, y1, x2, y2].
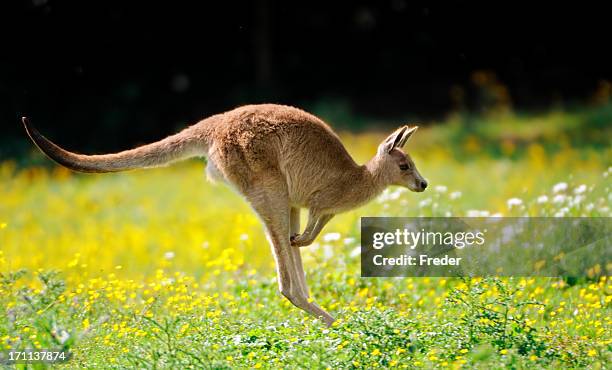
[290, 234, 313, 247]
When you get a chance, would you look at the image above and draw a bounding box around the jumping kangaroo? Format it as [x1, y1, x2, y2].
[22, 104, 427, 326]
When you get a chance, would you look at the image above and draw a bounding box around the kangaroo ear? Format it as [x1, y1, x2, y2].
[378, 126, 408, 155]
[378, 126, 416, 154]
[398, 126, 418, 147]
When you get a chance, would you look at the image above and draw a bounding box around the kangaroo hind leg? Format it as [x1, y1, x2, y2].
[244, 184, 335, 326]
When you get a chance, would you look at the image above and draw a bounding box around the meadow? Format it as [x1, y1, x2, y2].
[0, 104, 611, 369]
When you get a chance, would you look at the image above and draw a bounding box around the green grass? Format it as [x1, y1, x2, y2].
[0, 105, 611, 368]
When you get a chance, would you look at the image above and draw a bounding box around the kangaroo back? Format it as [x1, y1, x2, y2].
[23, 118, 208, 173]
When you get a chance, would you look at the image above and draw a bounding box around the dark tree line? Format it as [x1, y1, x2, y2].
[0, 1, 610, 157]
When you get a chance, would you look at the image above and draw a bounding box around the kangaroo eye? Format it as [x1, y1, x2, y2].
[399, 164, 410, 171]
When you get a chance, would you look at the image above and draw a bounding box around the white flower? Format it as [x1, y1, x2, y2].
[491, 212, 503, 217]
[554, 207, 569, 217]
[450, 191, 462, 200]
[57, 330, 70, 344]
[553, 194, 566, 204]
[377, 189, 391, 203]
[507, 198, 523, 208]
[389, 189, 403, 200]
[323, 232, 341, 242]
[240, 233, 249, 241]
[537, 195, 549, 204]
[350, 246, 361, 258]
[585, 203, 595, 212]
[419, 198, 432, 207]
[164, 251, 175, 260]
[553, 182, 568, 193]
[434, 185, 447, 193]
[323, 245, 334, 259]
[466, 210, 490, 217]
[343, 237, 356, 245]
[574, 184, 587, 194]
[570, 195, 584, 207]
[466, 210, 481, 217]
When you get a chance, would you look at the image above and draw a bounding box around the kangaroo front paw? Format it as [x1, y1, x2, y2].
[290, 234, 312, 247]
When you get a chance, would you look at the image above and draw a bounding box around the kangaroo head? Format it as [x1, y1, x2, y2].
[372, 125, 427, 192]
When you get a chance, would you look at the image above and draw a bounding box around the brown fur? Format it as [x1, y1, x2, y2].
[23, 103, 427, 326]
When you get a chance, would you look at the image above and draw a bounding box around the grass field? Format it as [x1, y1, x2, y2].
[1, 105, 611, 368]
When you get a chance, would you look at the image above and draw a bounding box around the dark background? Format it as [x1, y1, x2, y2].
[1, 1, 610, 157]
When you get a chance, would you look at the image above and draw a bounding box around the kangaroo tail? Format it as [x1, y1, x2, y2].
[22, 117, 207, 173]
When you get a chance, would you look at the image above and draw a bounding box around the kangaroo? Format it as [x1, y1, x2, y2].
[22, 103, 427, 326]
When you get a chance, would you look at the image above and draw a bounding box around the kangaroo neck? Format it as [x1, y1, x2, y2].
[336, 161, 388, 211]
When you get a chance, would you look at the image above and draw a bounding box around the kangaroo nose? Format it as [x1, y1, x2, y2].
[420, 180, 428, 190]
